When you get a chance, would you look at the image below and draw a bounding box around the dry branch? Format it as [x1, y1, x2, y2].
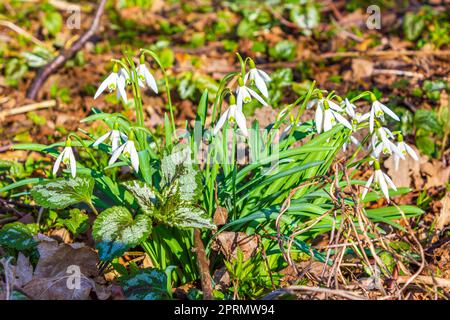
[26, 0, 107, 100]
[193, 229, 214, 300]
[0, 100, 56, 120]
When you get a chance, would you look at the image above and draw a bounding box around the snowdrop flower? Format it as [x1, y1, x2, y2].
[343, 98, 370, 127]
[136, 55, 158, 94]
[109, 132, 139, 172]
[343, 98, 357, 118]
[244, 59, 271, 98]
[369, 94, 400, 133]
[343, 136, 361, 152]
[362, 160, 397, 202]
[52, 138, 77, 178]
[213, 95, 248, 137]
[372, 126, 404, 159]
[314, 99, 352, 133]
[94, 64, 128, 103]
[394, 134, 419, 170]
[236, 77, 268, 109]
[93, 122, 128, 152]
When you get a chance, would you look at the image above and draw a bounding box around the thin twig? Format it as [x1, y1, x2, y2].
[0, 100, 56, 120]
[0, 20, 52, 52]
[26, 0, 107, 100]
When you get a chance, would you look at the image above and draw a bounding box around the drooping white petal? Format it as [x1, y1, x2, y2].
[389, 141, 405, 159]
[52, 151, 64, 175]
[380, 103, 400, 121]
[362, 174, 374, 199]
[127, 141, 139, 172]
[68, 147, 77, 178]
[315, 102, 323, 133]
[257, 69, 271, 82]
[93, 131, 111, 147]
[254, 73, 269, 98]
[108, 143, 126, 165]
[327, 100, 342, 112]
[383, 172, 397, 191]
[323, 109, 334, 132]
[110, 130, 122, 152]
[405, 143, 419, 161]
[247, 87, 268, 106]
[344, 99, 355, 117]
[375, 170, 390, 201]
[369, 107, 375, 133]
[332, 110, 352, 130]
[357, 113, 370, 122]
[94, 73, 117, 99]
[116, 75, 127, 103]
[142, 65, 158, 94]
[235, 106, 248, 137]
[236, 87, 244, 108]
[213, 107, 231, 135]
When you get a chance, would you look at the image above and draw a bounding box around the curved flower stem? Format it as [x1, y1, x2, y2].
[140, 49, 176, 137]
[68, 133, 100, 169]
[212, 73, 238, 124]
[284, 81, 317, 145]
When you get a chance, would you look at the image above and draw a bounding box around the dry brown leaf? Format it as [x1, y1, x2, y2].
[215, 231, 259, 260]
[20, 238, 109, 300]
[352, 59, 374, 80]
[421, 159, 450, 189]
[13, 253, 33, 288]
[437, 192, 450, 230]
[213, 206, 228, 226]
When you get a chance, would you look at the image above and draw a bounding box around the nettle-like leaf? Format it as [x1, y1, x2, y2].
[92, 206, 152, 260]
[0, 222, 37, 250]
[122, 180, 158, 213]
[171, 206, 216, 229]
[160, 181, 216, 229]
[160, 145, 202, 202]
[124, 146, 214, 230]
[120, 268, 169, 300]
[59, 209, 89, 237]
[30, 175, 94, 210]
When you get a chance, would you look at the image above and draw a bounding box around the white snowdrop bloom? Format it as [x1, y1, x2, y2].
[136, 57, 158, 94]
[394, 135, 419, 170]
[343, 135, 361, 152]
[362, 161, 397, 202]
[236, 77, 268, 109]
[213, 95, 248, 137]
[119, 68, 131, 85]
[52, 139, 77, 178]
[244, 60, 271, 98]
[314, 99, 352, 133]
[369, 95, 400, 133]
[93, 123, 128, 152]
[372, 126, 404, 159]
[109, 132, 139, 173]
[343, 98, 356, 118]
[94, 64, 128, 103]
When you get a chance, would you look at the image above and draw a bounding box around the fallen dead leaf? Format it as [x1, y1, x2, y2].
[19, 237, 110, 300]
[437, 192, 450, 230]
[213, 206, 228, 226]
[214, 231, 259, 260]
[352, 59, 374, 80]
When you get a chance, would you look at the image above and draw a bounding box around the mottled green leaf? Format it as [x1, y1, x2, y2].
[0, 222, 36, 250]
[122, 180, 158, 214]
[30, 175, 94, 210]
[92, 206, 152, 260]
[59, 209, 89, 237]
[120, 268, 169, 300]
